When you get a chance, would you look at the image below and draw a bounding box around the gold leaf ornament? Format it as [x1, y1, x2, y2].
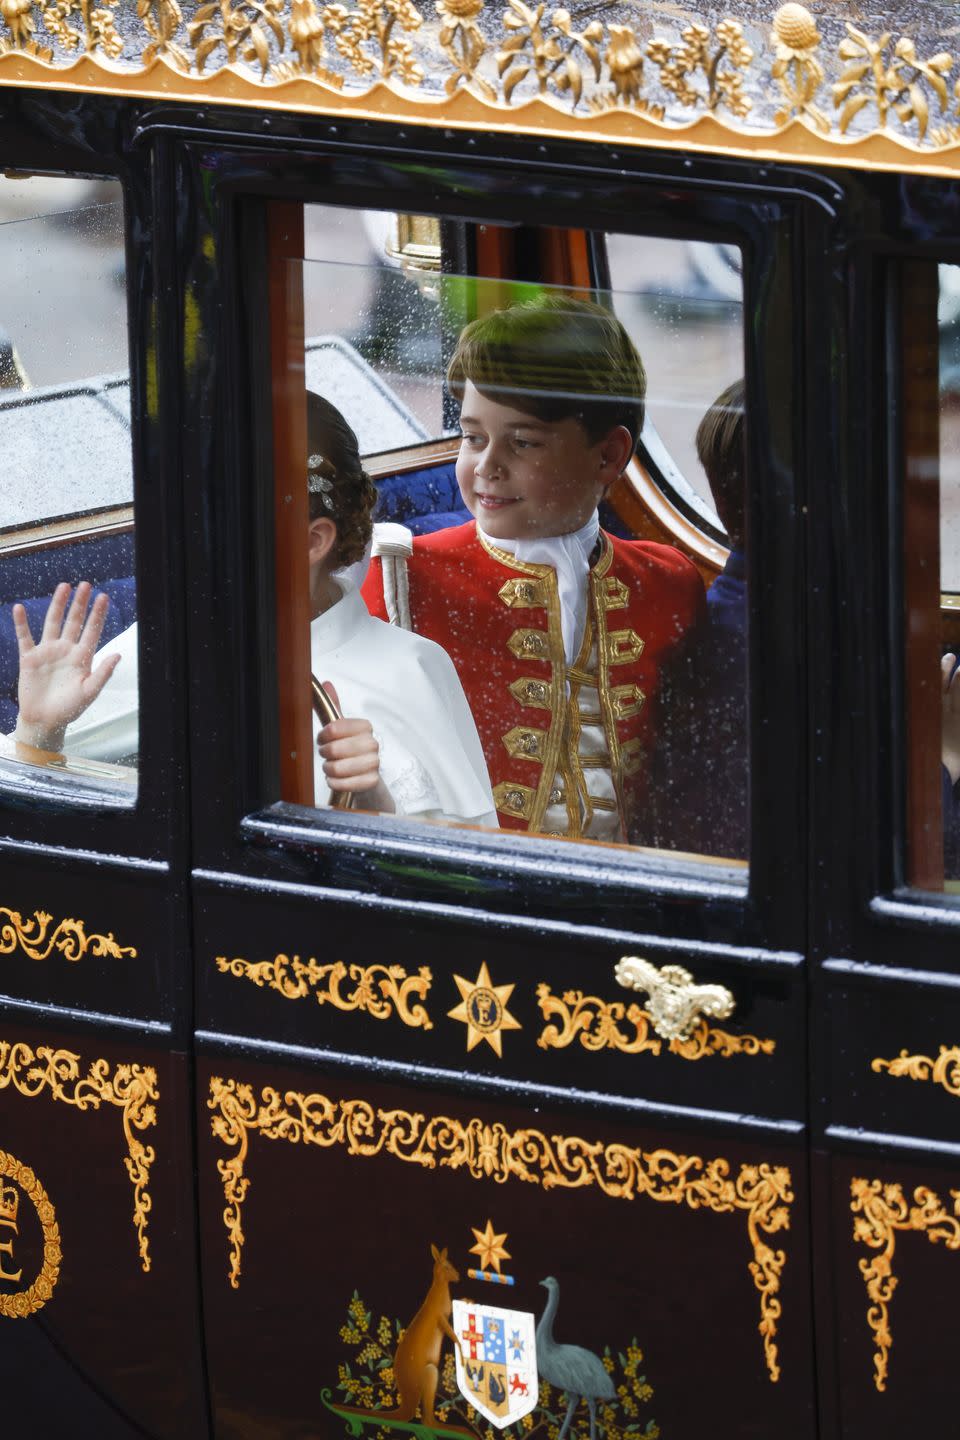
[436, 0, 494, 99]
[0, 1040, 157, 1271]
[322, 0, 424, 84]
[771, 3, 826, 130]
[646, 17, 753, 118]
[851, 1178, 960, 1392]
[208, 1075, 793, 1382]
[497, 0, 601, 108]
[216, 953, 434, 1029]
[0, 906, 136, 964]
[138, 0, 189, 67]
[536, 983, 775, 1059]
[0, 1151, 62, 1319]
[0, 0, 40, 51]
[873, 1044, 960, 1098]
[189, 0, 286, 76]
[833, 23, 953, 142]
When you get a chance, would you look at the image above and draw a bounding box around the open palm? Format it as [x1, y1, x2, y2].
[13, 582, 120, 752]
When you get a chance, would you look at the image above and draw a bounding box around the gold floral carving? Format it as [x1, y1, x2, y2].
[771, 1, 826, 131]
[0, 1041, 157, 1271]
[833, 25, 953, 143]
[215, 953, 433, 1029]
[0, 906, 136, 963]
[850, 1178, 960, 1392]
[497, 0, 602, 109]
[536, 983, 775, 1060]
[2, 2, 960, 174]
[872, 1045, 960, 1099]
[0, 1150, 62, 1318]
[647, 19, 752, 118]
[207, 1075, 793, 1381]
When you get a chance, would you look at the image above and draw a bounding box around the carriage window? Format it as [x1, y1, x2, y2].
[0, 175, 137, 808]
[274, 210, 748, 867]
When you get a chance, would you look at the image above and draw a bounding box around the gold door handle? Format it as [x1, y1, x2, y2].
[614, 956, 735, 1042]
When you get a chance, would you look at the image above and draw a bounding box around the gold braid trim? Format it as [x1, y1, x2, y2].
[851, 1178, 960, 1392]
[0, 1041, 157, 1271]
[216, 954, 433, 1029]
[208, 1075, 792, 1381]
[873, 1045, 960, 1098]
[0, 906, 136, 962]
[536, 983, 775, 1059]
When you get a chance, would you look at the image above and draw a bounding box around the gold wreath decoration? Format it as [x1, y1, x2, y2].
[0, 1150, 62, 1319]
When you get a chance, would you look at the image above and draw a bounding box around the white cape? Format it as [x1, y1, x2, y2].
[58, 583, 497, 827]
[311, 583, 497, 826]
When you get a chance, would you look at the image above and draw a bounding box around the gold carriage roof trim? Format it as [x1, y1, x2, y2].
[2, 3, 960, 177]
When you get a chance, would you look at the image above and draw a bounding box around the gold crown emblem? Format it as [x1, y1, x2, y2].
[0, 1181, 19, 1228]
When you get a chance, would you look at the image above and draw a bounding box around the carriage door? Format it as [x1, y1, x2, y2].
[182, 139, 820, 1438]
[811, 184, 960, 1435]
[0, 163, 205, 1433]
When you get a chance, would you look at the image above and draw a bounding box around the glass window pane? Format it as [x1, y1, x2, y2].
[275, 213, 748, 869]
[0, 176, 137, 808]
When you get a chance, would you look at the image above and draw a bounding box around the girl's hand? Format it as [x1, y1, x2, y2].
[316, 681, 395, 812]
[12, 582, 120, 753]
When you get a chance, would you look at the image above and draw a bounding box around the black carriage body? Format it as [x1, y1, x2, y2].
[0, 81, 958, 1440]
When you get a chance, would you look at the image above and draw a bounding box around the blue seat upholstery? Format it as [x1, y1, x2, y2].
[375, 462, 470, 535]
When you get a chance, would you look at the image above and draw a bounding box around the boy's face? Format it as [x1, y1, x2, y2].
[455, 382, 627, 542]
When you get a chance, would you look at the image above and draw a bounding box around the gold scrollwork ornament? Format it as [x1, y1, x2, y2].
[216, 953, 433, 1029]
[0, 906, 136, 963]
[0, 1150, 61, 1319]
[851, 1177, 960, 1392]
[207, 1075, 793, 1383]
[873, 1045, 960, 1098]
[0, 1041, 156, 1271]
[536, 983, 774, 1060]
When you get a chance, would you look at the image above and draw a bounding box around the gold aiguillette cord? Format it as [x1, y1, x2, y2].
[310, 674, 355, 811]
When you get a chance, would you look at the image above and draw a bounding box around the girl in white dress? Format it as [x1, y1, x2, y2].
[9, 393, 497, 827]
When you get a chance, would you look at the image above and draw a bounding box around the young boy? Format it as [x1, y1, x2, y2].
[362, 295, 706, 843]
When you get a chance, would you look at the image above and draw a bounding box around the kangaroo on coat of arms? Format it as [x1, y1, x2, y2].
[322, 1222, 659, 1439]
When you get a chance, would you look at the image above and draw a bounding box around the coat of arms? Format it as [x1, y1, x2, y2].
[452, 1299, 538, 1429]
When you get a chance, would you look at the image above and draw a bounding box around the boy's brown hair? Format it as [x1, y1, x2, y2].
[447, 293, 646, 451]
[695, 378, 745, 547]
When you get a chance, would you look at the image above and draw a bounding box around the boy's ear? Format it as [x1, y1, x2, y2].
[308, 515, 338, 568]
[597, 424, 635, 485]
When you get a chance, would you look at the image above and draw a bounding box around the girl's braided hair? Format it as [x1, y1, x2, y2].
[306, 391, 378, 568]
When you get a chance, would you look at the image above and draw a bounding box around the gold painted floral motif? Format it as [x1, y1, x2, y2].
[0, 1150, 62, 1319]
[215, 953, 433, 1029]
[497, 0, 602, 108]
[0, 906, 137, 964]
[189, 0, 284, 74]
[139, 0, 190, 69]
[208, 1074, 793, 1382]
[851, 1177, 960, 1392]
[771, 2, 826, 130]
[873, 1044, 960, 1099]
[646, 18, 753, 118]
[537, 982, 776, 1059]
[0, 1041, 157, 1271]
[436, 0, 492, 99]
[833, 24, 953, 142]
[323, 0, 423, 84]
[41, 0, 122, 56]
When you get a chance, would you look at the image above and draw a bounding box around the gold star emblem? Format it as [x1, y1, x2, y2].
[470, 1219, 511, 1275]
[447, 961, 522, 1057]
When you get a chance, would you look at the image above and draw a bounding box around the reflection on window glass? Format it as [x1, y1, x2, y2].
[292, 216, 748, 865]
[607, 233, 744, 537]
[939, 264, 960, 889]
[0, 176, 136, 808]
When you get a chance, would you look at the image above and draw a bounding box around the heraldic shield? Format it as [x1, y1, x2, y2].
[452, 1298, 539, 1429]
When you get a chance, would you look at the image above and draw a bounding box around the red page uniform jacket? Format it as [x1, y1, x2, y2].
[362, 521, 706, 841]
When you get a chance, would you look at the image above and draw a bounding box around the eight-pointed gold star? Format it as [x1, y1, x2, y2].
[447, 961, 522, 1056]
[470, 1219, 512, 1275]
